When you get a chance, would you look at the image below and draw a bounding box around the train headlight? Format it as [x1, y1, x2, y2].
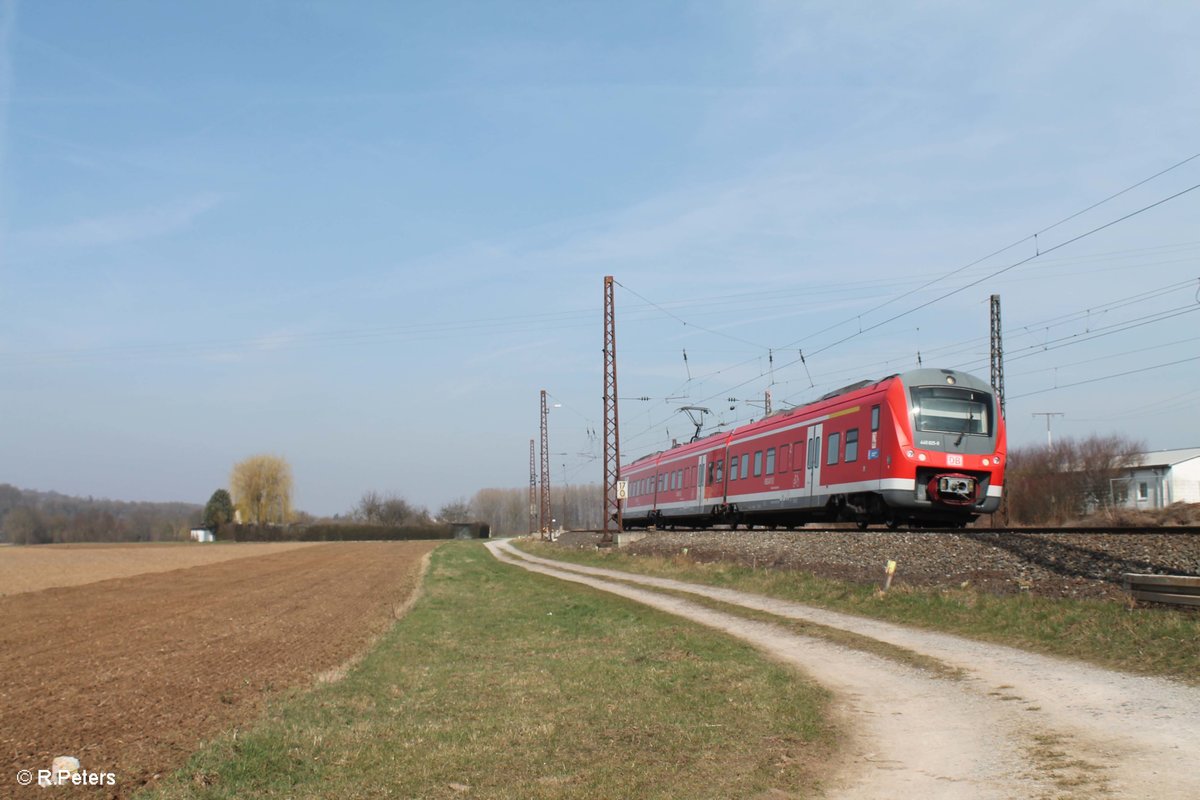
[994, 455, 1001, 464]
[906, 449, 915, 458]
[918, 453, 927, 462]
[982, 458, 990, 466]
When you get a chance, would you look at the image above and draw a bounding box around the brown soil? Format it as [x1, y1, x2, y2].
[0, 541, 438, 799]
[0, 541, 321, 596]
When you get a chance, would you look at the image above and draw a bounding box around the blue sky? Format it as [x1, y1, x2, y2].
[1, 1, 1198, 515]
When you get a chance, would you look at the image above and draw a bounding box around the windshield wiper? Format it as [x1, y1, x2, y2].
[955, 410, 974, 446]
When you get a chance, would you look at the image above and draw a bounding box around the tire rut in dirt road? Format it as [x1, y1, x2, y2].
[490, 540, 1200, 800]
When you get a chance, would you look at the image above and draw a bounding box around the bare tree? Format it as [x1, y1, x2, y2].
[1006, 434, 1144, 524]
[437, 497, 472, 522]
[355, 490, 383, 522]
[354, 491, 427, 526]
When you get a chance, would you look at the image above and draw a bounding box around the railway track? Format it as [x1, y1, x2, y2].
[559, 527, 1200, 600]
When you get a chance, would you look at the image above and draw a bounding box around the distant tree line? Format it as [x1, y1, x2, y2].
[0, 484, 201, 544]
[215, 521, 466, 542]
[468, 483, 603, 536]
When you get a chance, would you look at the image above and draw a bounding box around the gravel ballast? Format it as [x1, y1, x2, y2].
[554, 529, 1200, 600]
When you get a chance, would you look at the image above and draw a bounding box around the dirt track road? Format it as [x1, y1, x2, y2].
[489, 539, 1200, 800]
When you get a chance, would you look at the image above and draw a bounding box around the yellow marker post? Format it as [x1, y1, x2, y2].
[882, 560, 898, 593]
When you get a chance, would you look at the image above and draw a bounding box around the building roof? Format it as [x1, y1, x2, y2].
[1132, 447, 1200, 468]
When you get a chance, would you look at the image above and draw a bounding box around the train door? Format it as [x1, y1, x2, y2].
[696, 453, 707, 511]
[806, 423, 823, 503]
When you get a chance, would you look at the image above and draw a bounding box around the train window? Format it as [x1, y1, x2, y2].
[741, 454, 749, 479]
[753, 450, 763, 477]
[845, 429, 859, 462]
[794, 440, 805, 471]
[827, 432, 841, 465]
[707, 463, 714, 485]
[715, 459, 724, 483]
[871, 405, 881, 432]
[765, 447, 776, 475]
[780, 445, 790, 472]
[659, 474, 665, 492]
[729, 455, 739, 481]
[676, 469, 683, 489]
[910, 386, 991, 435]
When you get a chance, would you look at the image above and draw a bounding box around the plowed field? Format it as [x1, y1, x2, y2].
[0, 541, 320, 595]
[0, 541, 438, 799]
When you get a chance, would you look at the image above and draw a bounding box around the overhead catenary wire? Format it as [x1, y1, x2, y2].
[619, 169, 1200, 452]
[1009, 354, 1200, 400]
[770, 152, 1200, 354]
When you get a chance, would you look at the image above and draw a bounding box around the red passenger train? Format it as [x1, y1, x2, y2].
[621, 368, 1005, 530]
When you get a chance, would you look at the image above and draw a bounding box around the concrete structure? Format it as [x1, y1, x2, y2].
[1116, 447, 1200, 509]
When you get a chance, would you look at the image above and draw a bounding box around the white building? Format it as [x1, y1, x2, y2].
[1117, 448, 1200, 509]
[189, 527, 216, 543]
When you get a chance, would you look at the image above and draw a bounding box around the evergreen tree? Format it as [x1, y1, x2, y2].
[203, 488, 235, 529]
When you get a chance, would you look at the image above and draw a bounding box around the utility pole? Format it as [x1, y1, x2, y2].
[989, 294, 1006, 418]
[990, 295, 1009, 528]
[1031, 412, 1064, 448]
[540, 390, 551, 539]
[602, 275, 622, 544]
[528, 438, 537, 535]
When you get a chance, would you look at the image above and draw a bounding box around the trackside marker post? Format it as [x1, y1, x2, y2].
[882, 560, 897, 593]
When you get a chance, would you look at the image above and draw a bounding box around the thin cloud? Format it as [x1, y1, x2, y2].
[19, 192, 222, 248]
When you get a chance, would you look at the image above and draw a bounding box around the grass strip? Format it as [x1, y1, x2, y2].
[517, 540, 1200, 684]
[505, 544, 961, 679]
[139, 542, 837, 800]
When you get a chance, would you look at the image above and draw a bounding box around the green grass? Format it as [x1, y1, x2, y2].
[139, 542, 836, 800]
[516, 541, 1200, 684]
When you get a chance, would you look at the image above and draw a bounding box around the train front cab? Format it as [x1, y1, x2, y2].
[879, 368, 1005, 526]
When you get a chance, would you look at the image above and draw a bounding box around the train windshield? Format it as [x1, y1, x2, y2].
[910, 386, 992, 436]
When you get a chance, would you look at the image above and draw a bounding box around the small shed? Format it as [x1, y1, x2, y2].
[189, 527, 216, 543]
